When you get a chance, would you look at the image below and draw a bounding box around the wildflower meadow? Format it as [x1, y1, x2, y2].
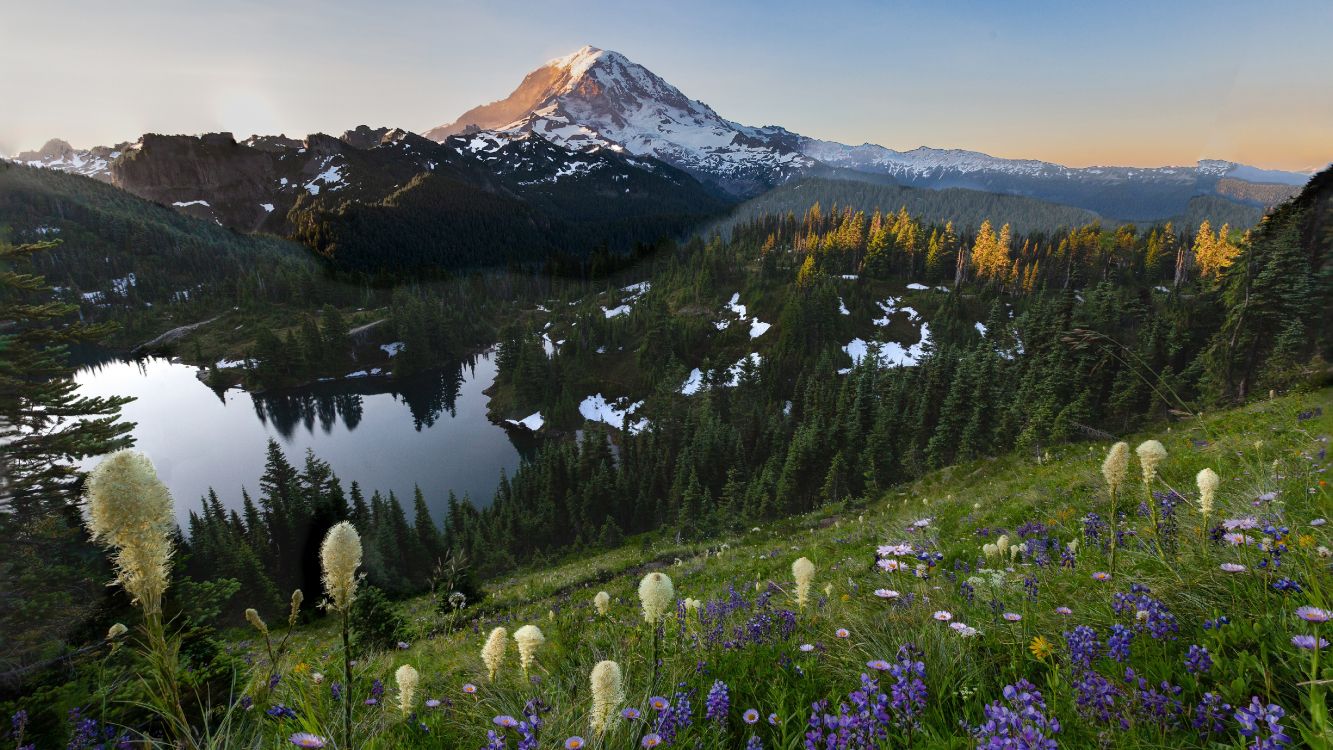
[7, 391, 1331, 749]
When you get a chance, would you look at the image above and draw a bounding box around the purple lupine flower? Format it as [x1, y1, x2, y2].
[967, 678, 1060, 749]
[1192, 692, 1231, 735]
[888, 645, 928, 731]
[1126, 672, 1183, 728]
[1185, 645, 1212, 674]
[266, 704, 297, 720]
[745, 735, 763, 750]
[1107, 624, 1133, 663]
[1065, 625, 1100, 669]
[1073, 670, 1120, 724]
[484, 728, 507, 750]
[1234, 696, 1292, 749]
[1113, 589, 1179, 640]
[705, 680, 730, 724]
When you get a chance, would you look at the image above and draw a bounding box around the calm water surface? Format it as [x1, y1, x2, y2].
[73, 350, 533, 527]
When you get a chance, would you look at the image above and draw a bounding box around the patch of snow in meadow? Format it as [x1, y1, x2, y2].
[838, 297, 850, 316]
[725, 292, 747, 318]
[680, 368, 704, 395]
[974, 322, 987, 336]
[380, 342, 405, 357]
[215, 358, 255, 369]
[622, 281, 651, 299]
[679, 353, 762, 394]
[906, 283, 929, 290]
[602, 304, 632, 318]
[839, 325, 932, 373]
[260, 203, 275, 213]
[507, 412, 544, 431]
[579, 393, 647, 433]
[172, 200, 210, 208]
[725, 353, 762, 385]
[749, 319, 771, 338]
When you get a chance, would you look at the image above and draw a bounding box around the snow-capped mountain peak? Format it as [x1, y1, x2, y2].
[425, 45, 812, 195]
[426, 45, 1316, 203]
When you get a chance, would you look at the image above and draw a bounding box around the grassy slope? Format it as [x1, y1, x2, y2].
[242, 387, 1332, 749]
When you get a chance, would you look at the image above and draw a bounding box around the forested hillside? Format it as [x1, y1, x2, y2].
[706, 177, 1266, 241]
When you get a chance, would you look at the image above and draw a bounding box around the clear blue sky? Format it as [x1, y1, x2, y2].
[3, 0, 1330, 170]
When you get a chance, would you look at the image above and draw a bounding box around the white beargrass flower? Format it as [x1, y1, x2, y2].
[1102, 442, 1130, 493]
[288, 589, 303, 626]
[395, 664, 419, 716]
[82, 450, 175, 616]
[1196, 468, 1219, 514]
[982, 542, 998, 558]
[792, 557, 815, 609]
[482, 626, 508, 681]
[638, 572, 675, 624]
[594, 591, 611, 616]
[513, 625, 545, 673]
[245, 608, 268, 634]
[107, 623, 128, 640]
[995, 535, 1010, 555]
[589, 660, 624, 735]
[319, 522, 362, 612]
[1136, 440, 1167, 484]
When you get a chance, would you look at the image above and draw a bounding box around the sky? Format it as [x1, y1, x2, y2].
[2, 0, 1330, 170]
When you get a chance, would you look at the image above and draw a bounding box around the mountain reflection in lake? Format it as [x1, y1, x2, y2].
[73, 349, 535, 528]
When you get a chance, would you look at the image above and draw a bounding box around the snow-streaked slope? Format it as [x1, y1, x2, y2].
[10, 138, 126, 181]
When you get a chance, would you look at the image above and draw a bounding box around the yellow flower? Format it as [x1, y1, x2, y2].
[1029, 636, 1054, 660]
[1296, 534, 1315, 548]
[293, 662, 310, 674]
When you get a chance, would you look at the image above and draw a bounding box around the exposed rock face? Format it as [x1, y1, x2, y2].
[112, 133, 279, 231]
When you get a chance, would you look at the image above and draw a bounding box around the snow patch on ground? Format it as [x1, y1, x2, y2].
[838, 297, 850, 315]
[215, 358, 255, 369]
[506, 412, 544, 431]
[172, 200, 210, 208]
[839, 325, 932, 373]
[974, 322, 987, 335]
[380, 342, 405, 357]
[579, 394, 648, 433]
[680, 368, 704, 395]
[679, 353, 763, 394]
[749, 319, 771, 338]
[602, 304, 632, 318]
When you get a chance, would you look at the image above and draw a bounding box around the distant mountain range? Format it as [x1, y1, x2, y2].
[7, 44, 1322, 270]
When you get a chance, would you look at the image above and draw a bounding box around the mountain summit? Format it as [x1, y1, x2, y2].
[424, 45, 812, 195]
[426, 45, 1314, 211]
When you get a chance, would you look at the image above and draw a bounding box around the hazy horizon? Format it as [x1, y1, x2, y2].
[3, 0, 1331, 171]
